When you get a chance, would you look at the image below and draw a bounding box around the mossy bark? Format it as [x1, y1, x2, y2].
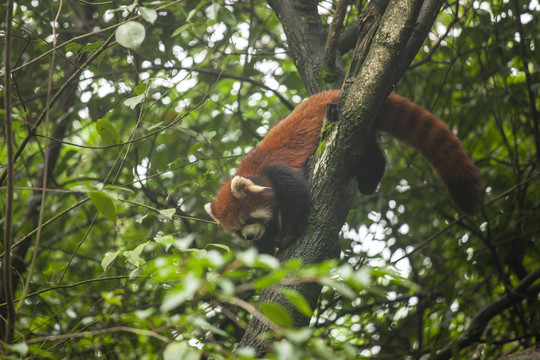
[239, 0, 443, 355]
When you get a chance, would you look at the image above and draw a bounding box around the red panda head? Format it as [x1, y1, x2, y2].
[205, 175, 276, 241]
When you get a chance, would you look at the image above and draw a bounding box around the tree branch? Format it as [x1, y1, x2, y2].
[323, 0, 351, 72]
[337, 0, 390, 55]
[396, 0, 444, 81]
[435, 267, 540, 360]
[339, 0, 444, 80]
[266, 0, 346, 94]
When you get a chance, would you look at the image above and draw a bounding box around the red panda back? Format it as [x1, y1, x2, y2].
[236, 91, 340, 175]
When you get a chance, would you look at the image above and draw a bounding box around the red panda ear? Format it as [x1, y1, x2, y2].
[231, 176, 269, 199]
[204, 202, 218, 222]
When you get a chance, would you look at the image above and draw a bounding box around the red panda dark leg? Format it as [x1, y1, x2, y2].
[351, 132, 386, 195]
[254, 216, 279, 254]
[264, 165, 311, 249]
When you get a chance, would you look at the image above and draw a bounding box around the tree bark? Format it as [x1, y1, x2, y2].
[267, 0, 346, 93]
[239, 0, 442, 355]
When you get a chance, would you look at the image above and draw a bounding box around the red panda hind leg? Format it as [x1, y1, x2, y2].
[350, 132, 387, 195]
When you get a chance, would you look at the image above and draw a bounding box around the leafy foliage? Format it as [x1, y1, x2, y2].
[0, 0, 538, 359]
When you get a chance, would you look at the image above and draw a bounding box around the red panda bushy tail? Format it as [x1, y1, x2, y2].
[376, 93, 483, 214]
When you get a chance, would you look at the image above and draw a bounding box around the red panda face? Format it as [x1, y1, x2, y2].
[205, 176, 276, 241]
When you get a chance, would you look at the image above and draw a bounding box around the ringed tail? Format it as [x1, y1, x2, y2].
[377, 93, 483, 214]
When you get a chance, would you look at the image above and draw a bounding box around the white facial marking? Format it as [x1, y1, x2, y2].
[250, 208, 273, 221]
[204, 203, 217, 221]
[241, 223, 266, 241]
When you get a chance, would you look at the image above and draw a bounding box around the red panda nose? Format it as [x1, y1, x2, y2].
[245, 233, 255, 241]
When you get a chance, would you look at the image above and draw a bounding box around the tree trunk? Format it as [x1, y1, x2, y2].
[239, 0, 442, 355]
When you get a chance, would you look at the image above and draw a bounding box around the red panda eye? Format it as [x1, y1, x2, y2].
[245, 217, 257, 225]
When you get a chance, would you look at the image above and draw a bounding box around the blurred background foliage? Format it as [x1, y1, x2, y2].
[0, 0, 538, 358]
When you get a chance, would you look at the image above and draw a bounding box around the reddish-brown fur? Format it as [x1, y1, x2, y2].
[211, 176, 276, 235]
[209, 90, 482, 234]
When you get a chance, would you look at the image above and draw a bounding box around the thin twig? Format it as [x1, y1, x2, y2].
[222, 297, 284, 334]
[16, 0, 63, 314]
[2, 0, 16, 344]
[0, 275, 130, 307]
[25, 325, 171, 344]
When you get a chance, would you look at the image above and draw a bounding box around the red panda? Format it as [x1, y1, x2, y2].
[205, 90, 482, 253]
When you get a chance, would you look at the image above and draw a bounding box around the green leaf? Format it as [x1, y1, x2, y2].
[54, 149, 78, 175]
[103, 184, 134, 194]
[65, 42, 81, 53]
[81, 41, 103, 53]
[123, 242, 149, 268]
[125, 2, 136, 12]
[147, 121, 164, 131]
[139, 7, 158, 24]
[101, 251, 120, 271]
[161, 273, 200, 312]
[259, 302, 292, 328]
[219, 6, 236, 26]
[280, 288, 313, 317]
[96, 118, 120, 146]
[202, 130, 216, 140]
[158, 208, 176, 220]
[188, 141, 207, 155]
[135, 211, 155, 223]
[284, 328, 314, 344]
[154, 233, 174, 251]
[253, 271, 287, 290]
[101, 290, 123, 306]
[319, 278, 357, 299]
[237, 248, 258, 266]
[178, 126, 198, 137]
[124, 94, 145, 109]
[171, 23, 191, 38]
[89, 191, 117, 223]
[186, 2, 206, 22]
[163, 341, 200, 360]
[174, 233, 196, 250]
[134, 82, 148, 96]
[26, 344, 55, 359]
[115, 21, 146, 49]
[205, 243, 230, 252]
[7, 342, 28, 356]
